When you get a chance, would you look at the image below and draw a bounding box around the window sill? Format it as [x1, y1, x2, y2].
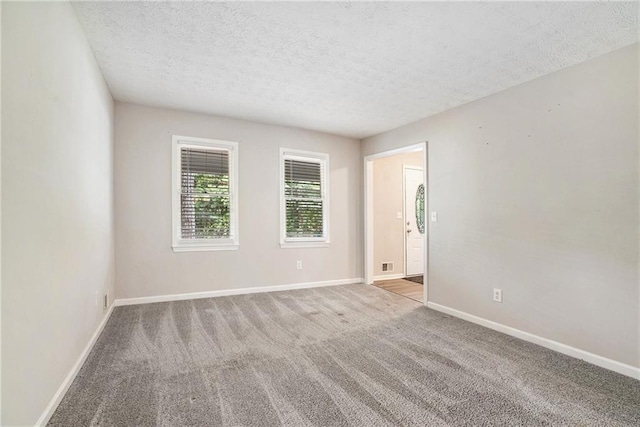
[280, 241, 330, 249]
[172, 244, 239, 253]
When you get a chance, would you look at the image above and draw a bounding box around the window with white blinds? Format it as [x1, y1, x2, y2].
[172, 136, 239, 252]
[280, 149, 329, 247]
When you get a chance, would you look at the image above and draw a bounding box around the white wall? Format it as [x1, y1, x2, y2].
[363, 44, 639, 368]
[373, 151, 423, 278]
[114, 103, 362, 300]
[1, 2, 115, 425]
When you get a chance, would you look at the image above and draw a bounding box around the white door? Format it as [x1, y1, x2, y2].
[404, 167, 424, 276]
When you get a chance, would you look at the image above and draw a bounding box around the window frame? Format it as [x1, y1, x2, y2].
[172, 135, 239, 252]
[279, 148, 330, 249]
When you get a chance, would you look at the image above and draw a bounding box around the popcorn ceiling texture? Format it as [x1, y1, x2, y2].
[72, 2, 639, 138]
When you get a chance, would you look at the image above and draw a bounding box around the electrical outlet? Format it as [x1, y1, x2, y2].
[493, 288, 502, 303]
[296, 260, 302, 270]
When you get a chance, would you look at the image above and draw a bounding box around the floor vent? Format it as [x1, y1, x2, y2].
[382, 262, 394, 272]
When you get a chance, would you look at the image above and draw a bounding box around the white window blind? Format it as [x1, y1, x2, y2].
[172, 136, 239, 252]
[280, 149, 329, 247]
[180, 147, 231, 239]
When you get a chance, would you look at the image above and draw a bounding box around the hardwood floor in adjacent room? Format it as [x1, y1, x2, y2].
[374, 278, 424, 302]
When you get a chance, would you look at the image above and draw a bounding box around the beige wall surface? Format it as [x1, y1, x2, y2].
[363, 44, 640, 367]
[1, 2, 115, 425]
[373, 151, 423, 278]
[114, 103, 362, 299]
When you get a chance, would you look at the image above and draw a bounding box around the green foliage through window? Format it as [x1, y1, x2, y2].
[181, 174, 230, 239]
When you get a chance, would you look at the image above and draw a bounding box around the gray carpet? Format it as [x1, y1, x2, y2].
[49, 283, 639, 426]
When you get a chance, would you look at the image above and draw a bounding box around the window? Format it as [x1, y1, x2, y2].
[172, 136, 239, 252]
[280, 148, 329, 248]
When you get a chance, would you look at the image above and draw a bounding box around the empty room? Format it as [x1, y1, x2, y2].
[1, 1, 639, 426]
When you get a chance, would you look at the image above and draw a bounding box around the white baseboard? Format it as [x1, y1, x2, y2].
[426, 302, 640, 380]
[373, 273, 405, 281]
[115, 277, 364, 307]
[35, 304, 116, 426]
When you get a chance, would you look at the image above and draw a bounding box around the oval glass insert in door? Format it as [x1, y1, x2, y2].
[415, 183, 425, 234]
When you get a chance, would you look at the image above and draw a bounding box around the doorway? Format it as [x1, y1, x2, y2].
[364, 142, 428, 303]
[404, 166, 425, 279]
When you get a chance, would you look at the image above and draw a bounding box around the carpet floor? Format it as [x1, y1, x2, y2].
[49, 284, 639, 426]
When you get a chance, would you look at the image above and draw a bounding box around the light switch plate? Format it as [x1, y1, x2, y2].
[431, 211, 438, 222]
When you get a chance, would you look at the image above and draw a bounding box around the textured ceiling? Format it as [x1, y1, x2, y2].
[72, 2, 639, 138]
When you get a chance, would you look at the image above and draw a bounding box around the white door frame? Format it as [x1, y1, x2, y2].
[363, 141, 428, 304]
[403, 165, 424, 277]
